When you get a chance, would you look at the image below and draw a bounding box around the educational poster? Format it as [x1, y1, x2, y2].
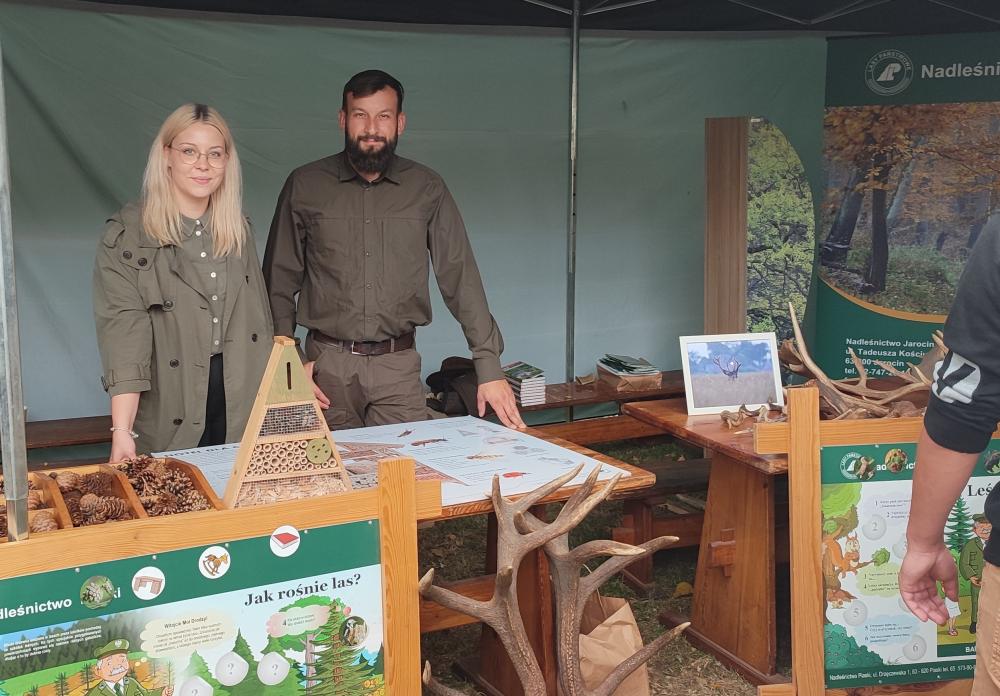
[815, 32, 1000, 378]
[0, 522, 384, 695]
[822, 441, 1000, 687]
[162, 416, 629, 507]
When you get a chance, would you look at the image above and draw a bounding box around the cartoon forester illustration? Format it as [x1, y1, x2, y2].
[959, 514, 992, 634]
[87, 640, 173, 696]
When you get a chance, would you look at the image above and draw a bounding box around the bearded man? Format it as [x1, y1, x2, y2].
[264, 70, 523, 430]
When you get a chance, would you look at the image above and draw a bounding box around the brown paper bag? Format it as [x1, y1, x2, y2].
[579, 593, 651, 696]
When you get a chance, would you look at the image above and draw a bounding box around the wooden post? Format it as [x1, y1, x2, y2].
[786, 388, 825, 696]
[379, 457, 421, 694]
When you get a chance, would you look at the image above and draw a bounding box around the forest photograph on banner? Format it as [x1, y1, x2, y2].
[813, 32, 1000, 379]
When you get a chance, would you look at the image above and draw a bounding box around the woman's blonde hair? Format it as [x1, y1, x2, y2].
[141, 103, 245, 257]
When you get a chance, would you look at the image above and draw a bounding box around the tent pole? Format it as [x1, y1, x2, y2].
[566, 0, 580, 384]
[0, 41, 30, 541]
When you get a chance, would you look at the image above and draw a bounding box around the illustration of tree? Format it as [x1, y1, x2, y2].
[274, 596, 333, 687]
[747, 118, 815, 344]
[945, 496, 975, 554]
[165, 659, 175, 688]
[28, 686, 38, 696]
[307, 601, 370, 695]
[79, 661, 95, 691]
[228, 630, 265, 696]
[0, 676, 7, 696]
[183, 651, 230, 696]
[54, 672, 69, 696]
[824, 624, 884, 670]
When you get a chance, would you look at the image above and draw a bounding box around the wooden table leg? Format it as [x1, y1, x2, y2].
[456, 507, 558, 695]
[618, 499, 655, 594]
[661, 451, 781, 684]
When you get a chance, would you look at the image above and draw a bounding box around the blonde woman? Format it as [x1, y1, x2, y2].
[94, 104, 272, 460]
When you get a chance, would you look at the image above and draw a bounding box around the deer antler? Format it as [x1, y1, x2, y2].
[421, 465, 687, 695]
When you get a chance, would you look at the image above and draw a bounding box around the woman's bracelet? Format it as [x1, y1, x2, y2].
[110, 426, 139, 439]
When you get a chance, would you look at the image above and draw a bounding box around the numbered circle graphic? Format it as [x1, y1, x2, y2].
[215, 651, 249, 686]
[258, 651, 291, 686]
[198, 545, 231, 579]
[862, 514, 887, 541]
[902, 635, 927, 661]
[892, 536, 908, 559]
[305, 437, 333, 464]
[131, 566, 166, 601]
[843, 600, 868, 626]
[178, 675, 214, 696]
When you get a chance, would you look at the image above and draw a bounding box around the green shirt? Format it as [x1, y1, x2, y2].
[178, 215, 227, 354]
[263, 152, 504, 384]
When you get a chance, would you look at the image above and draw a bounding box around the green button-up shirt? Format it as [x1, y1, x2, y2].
[179, 215, 227, 354]
[263, 152, 504, 384]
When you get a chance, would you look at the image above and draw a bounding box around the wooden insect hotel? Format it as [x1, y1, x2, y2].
[223, 336, 352, 507]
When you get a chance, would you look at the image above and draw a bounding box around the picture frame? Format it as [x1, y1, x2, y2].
[678, 332, 784, 415]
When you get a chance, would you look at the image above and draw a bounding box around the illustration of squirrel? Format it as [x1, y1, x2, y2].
[823, 532, 870, 578]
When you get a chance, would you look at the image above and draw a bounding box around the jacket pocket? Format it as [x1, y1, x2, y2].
[309, 217, 360, 300]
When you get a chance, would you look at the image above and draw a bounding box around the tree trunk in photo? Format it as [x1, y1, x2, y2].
[865, 153, 892, 292]
[885, 150, 919, 233]
[821, 166, 865, 268]
[936, 229, 950, 252]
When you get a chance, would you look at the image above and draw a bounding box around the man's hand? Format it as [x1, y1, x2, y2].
[898, 542, 959, 625]
[972, 576, 982, 587]
[163, 687, 174, 696]
[303, 361, 331, 409]
[109, 430, 137, 463]
[477, 379, 526, 430]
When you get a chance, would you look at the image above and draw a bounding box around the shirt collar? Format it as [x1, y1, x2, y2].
[179, 203, 212, 238]
[336, 151, 401, 185]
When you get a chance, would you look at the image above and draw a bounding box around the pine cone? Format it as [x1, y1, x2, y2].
[26, 490, 43, 510]
[162, 469, 191, 497]
[53, 471, 82, 493]
[79, 493, 102, 519]
[132, 468, 163, 496]
[80, 471, 115, 496]
[148, 491, 179, 517]
[98, 496, 131, 521]
[0, 513, 7, 537]
[179, 489, 211, 512]
[29, 510, 59, 532]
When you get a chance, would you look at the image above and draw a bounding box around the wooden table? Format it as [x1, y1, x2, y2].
[623, 398, 788, 686]
[528, 371, 686, 445]
[418, 431, 656, 696]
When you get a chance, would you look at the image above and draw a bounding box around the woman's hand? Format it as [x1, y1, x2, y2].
[109, 429, 137, 463]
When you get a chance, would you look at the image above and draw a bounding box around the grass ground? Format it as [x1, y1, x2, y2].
[418, 435, 769, 695]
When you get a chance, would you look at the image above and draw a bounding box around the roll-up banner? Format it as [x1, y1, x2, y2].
[815, 33, 1000, 378]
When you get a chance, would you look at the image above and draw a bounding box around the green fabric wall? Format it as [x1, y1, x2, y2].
[0, 1, 825, 419]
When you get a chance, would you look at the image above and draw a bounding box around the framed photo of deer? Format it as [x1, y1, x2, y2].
[678, 332, 783, 415]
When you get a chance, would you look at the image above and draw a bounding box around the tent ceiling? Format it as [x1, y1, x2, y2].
[76, 0, 998, 33]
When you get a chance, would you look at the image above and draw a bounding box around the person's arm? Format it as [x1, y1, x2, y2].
[93, 223, 153, 456]
[899, 428, 977, 624]
[427, 182, 524, 429]
[262, 176, 329, 408]
[262, 175, 307, 342]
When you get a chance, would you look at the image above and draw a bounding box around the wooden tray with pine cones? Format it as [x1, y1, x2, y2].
[42, 464, 148, 526]
[112, 456, 223, 516]
[0, 472, 75, 540]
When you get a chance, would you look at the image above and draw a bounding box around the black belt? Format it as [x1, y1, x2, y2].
[311, 330, 415, 356]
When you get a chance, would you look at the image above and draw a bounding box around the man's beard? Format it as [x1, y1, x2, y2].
[345, 133, 397, 175]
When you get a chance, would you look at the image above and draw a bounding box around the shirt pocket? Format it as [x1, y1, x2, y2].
[381, 217, 428, 306]
[309, 217, 360, 300]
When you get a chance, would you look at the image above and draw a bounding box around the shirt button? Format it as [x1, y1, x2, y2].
[365, 251, 371, 257]
[173, 418, 183, 426]
[212, 295, 218, 301]
[163, 300, 174, 309]
[137, 258, 148, 267]
[366, 283, 372, 289]
[169, 359, 179, 368]
[200, 251, 207, 258]
[210, 272, 217, 278]
[122, 250, 132, 260]
[365, 218, 372, 224]
[195, 230, 202, 237]
[214, 340, 220, 346]
[213, 317, 219, 324]
[251, 333, 258, 342]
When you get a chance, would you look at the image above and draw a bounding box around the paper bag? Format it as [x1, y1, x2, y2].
[579, 593, 650, 696]
[596, 364, 662, 392]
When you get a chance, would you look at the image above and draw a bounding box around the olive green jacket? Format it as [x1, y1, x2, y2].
[93, 203, 273, 453]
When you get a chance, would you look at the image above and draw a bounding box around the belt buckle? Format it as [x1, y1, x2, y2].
[349, 341, 367, 356]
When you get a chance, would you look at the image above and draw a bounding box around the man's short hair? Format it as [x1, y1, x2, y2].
[974, 514, 989, 524]
[342, 70, 404, 112]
